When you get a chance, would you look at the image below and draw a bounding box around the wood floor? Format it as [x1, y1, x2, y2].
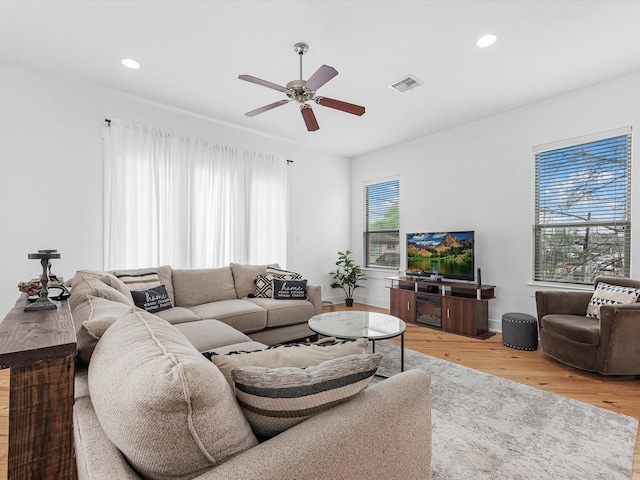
[1, 303, 639, 479]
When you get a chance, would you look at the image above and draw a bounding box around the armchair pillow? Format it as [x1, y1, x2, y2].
[586, 281, 640, 319]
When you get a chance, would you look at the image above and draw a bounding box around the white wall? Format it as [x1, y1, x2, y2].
[0, 63, 351, 316]
[351, 71, 640, 331]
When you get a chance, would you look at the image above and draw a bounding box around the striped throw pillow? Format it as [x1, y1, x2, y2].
[113, 269, 161, 291]
[209, 337, 368, 387]
[231, 353, 382, 438]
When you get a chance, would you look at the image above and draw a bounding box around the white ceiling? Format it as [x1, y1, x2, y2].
[2, 1, 640, 158]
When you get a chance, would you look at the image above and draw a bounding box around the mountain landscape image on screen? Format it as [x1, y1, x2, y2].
[407, 231, 474, 279]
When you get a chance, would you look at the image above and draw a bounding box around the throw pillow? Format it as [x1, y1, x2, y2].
[273, 278, 307, 300]
[209, 337, 368, 387]
[232, 353, 382, 438]
[88, 311, 258, 480]
[130, 284, 173, 313]
[253, 267, 303, 298]
[586, 281, 640, 320]
[112, 269, 161, 291]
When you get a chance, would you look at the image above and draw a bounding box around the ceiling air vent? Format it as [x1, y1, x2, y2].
[388, 75, 423, 93]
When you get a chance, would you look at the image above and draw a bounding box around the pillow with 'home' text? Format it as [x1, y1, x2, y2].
[273, 278, 307, 299]
[131, 284, 172, 314]
[253, 267, 302, 298]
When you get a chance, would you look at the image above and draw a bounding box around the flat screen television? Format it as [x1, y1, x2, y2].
[406, 231, 475, 281]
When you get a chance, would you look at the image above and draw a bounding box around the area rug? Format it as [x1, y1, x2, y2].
[368, 342, 638, 480]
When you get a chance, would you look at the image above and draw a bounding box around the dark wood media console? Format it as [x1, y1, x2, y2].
[388, 276, 495, 338]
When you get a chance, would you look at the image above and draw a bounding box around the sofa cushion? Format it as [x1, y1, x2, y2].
[246, 297, 316, 328]
[189, 299, 267, 333]
[541, 314, 600, 346]
[173, 319, 256, 352]
[230, 263, 269, 299]
[155, 306, 202, 325]
[157, 265, 175, 305]
[131, 284, 173, 313]
[210, 337, 368, 387]
[88, 311, 258, 480]
[172, 267, 237, 307]
[586, 281, 640, 319]
[112, 268, 162, 291]
[74, 295, 137, 364]
[69, 271, 134, 313]
[232, 353, 382, 438]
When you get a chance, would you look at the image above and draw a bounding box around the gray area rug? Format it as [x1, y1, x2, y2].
[368, 342, 638, 480]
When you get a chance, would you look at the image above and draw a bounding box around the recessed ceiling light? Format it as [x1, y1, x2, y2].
[476, 34, 497, 48]
[121, 58, 140, 69]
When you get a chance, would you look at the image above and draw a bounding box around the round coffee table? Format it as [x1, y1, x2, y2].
[308, 311, 405, 372]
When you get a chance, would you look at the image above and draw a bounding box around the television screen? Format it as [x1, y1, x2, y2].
[406, 231, 475, 281]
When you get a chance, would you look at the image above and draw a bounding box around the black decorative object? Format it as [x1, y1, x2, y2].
[24, 249, 61, 311]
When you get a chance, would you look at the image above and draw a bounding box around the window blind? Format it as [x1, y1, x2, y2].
[364, 178, 400, 268]
[533, 130, 631, 284]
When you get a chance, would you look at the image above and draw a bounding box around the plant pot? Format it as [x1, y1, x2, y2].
[345, 298, 354, 307]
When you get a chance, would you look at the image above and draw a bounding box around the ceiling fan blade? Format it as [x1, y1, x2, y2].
[315, 96, 365, 116]
[245, 100, 290, 117]
[305, 65, 338, 91]
[300, 104, 319, 131]
[238, 74, 288, 92]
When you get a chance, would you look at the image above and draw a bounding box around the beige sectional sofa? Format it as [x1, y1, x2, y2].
[70, 263, 322, 363]
[69, 264, 433, 480]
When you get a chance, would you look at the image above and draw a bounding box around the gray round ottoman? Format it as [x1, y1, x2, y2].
[501, 312, 538, 351]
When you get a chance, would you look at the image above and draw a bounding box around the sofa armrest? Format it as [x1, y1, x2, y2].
[306, 284, 322, 314]
[193, 369, 432, 480]
[535, 290, 593, 321]
[597, 303, 640, 374]
[74, 396, 142, 480]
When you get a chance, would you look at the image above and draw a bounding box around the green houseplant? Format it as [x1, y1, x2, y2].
[330, 250, 366, 307]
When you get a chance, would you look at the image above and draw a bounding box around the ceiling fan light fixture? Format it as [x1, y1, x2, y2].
[476, 34, 497, 48]
[238, 42, 366, 131]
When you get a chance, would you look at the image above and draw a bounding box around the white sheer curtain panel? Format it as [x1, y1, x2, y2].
[103, 119, 288, 270]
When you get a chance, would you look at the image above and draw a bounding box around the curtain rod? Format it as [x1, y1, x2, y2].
[105, 117, 292, 164]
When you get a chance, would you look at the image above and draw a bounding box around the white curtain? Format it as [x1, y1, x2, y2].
[103, 119, 288, 270]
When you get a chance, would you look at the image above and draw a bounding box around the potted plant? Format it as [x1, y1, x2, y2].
[329, 250, 366, 307]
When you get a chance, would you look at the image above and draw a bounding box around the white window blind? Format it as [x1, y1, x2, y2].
[364, 178, 400, 268]
[533, 128, 631, 284]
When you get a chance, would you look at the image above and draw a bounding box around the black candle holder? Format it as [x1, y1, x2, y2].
[24, 249, 61, 312]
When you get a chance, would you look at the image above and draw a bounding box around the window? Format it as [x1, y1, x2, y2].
[533, 128, 631, 285]
[364, 178, 400, 268]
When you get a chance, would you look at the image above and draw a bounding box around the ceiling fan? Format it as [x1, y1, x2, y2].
[238, 43, 365, 132]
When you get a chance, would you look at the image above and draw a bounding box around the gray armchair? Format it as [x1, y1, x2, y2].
[535, 275, 640, 375]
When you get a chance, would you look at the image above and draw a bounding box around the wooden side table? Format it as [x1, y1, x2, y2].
[0, 295, 77, 480]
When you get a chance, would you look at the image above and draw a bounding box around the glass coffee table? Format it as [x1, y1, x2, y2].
[308, 311, 405, 372]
